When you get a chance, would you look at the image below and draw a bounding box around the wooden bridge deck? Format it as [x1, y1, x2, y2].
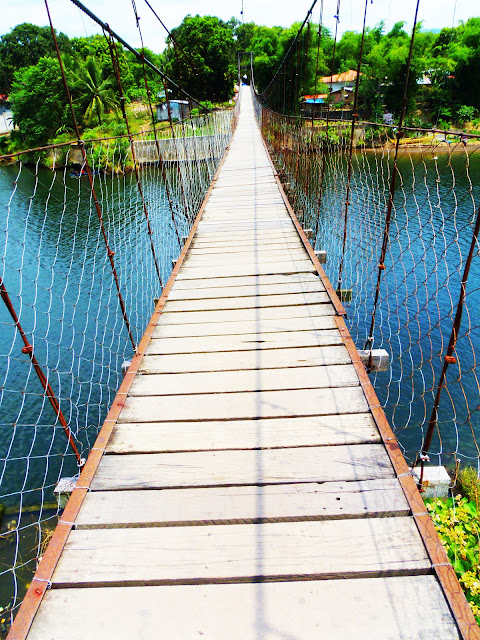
[13, 90, 469, 639]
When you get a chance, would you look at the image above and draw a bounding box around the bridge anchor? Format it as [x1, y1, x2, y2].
[357, 349, 390, 372]
[411, 466, 450, 498]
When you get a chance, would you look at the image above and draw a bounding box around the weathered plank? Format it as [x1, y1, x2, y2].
[76, 479, 407, 528]
[169, 272, 322, 291]
[196, 221, 294, 233]
[190, 235, 302, 248]
[51, 517, 429, 586]
[91, 444, 392, 490]
[26, 577, 460, 640]
[138, 345, 352, 374]
[183, 249, 309, 266]
[145, 329, 343, 355]
[120, 386, 368, 422]
[154, 304, 336, 326]
[152, 315, 337, 339]
[201, 212, 289, 222]
[186, 240, 304, 255]
[167, 279, 326, 301]
[176, 259, 316, 280]
[107, 413, 379, 453]
[192, 230, 301, 242]
[129, 364, 359, 396]
[162, 291, 330, 313]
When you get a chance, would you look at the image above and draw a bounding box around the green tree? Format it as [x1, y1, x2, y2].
[451, 18, 480, 110]
[9, 56, 70, 144]
[70, 35, 135, 98]
[0, 23, 71, 94]
[71, 57, 118, 127]
[164, 15, 236, 101]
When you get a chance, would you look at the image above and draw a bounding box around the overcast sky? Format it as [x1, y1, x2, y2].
[1, 0, 475, 53]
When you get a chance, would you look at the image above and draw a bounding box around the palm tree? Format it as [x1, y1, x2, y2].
[72, 56, 118, 127]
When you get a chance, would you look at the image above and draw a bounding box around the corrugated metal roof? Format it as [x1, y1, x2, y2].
[320, 69, 357, 84]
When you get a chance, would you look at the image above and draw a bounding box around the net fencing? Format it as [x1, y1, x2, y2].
[255, 95, 480, 478]
[0, 108, 235, 630]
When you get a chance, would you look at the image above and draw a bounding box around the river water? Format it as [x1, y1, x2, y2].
[1, 150, 479, 501]
[0, 162, 192, 512]
[312, 147, 480, 466]
[0, 145, 479, 622]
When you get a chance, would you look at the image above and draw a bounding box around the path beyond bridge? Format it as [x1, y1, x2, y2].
[10, 90, 472, 639]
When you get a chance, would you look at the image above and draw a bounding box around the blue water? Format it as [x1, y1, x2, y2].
[313, 148, 480, 466]
[0, 162, 188, 509]
[1, 148, 479, 512]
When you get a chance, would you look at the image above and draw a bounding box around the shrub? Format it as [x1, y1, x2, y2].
[457, 105, 478, 122]
[458, 466, 479, 505]
[426, 495, 480, 623]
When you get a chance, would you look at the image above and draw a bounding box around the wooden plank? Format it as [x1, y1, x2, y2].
[201, 211, 288, 219]
[75, 479, 408, 528]
[196, 220, 293, 231]
[91, 444, 392, 490]
[51, 517, 429, 586]
[170, 272, 322, 291]
[152, 315, 337, 338]
[184, 249, 309, 265]
[186, 240, 303, 255]
[162, 291, 330, 313]
[139, 345, 352, 374]
[196, 208, 288, 215]
[193, 229, 300, 241]
[153, 305, 335, 326]
[214, 179, 276, 188]
[190, 235, 302, 248]
[145, 330, 343, 355]
[129, 364, 359, 395]
[26, 576, 460, 640]
[120, 386, 368, 422]
[167, 279, 326, 301]
[176, 260, 315, 280]
[107, 413, 379, 453]
[204, 203, 284, 209]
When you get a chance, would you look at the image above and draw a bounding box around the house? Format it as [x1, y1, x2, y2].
[301, 86, 354, 116]
[302, 69, 358, 115]
[156, 99, 190, 122]
[319, 69, 358, 92]
[302, 94, 326, 117]
[0, 95, 14, 135]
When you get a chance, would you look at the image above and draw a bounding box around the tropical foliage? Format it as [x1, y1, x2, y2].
[426, 495, 480, 623]
[71, 57, 117, 127]
[9, 57, 70, 144]
[2, 14, 480, 149]
[163, 15, 237, 102]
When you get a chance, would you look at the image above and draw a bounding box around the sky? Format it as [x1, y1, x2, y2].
[1, 0, 476, 54]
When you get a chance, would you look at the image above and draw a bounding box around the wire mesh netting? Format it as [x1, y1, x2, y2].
[0, 109, 235, 629]
[256, 98, 480, 475]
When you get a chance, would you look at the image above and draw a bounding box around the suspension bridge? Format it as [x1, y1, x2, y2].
[4, 85, 475, 640]
[1, 0, 480, 638]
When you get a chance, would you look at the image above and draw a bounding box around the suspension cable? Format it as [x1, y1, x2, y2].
[0, 276, 83, 465]
[67, 0, 206, 109]
[415, 202, 480, 482]
[336, 0, 370, 294]
[45, 0, 137, 352]
[103, 27, 164, 287]
[129, 0, 184, 253]
[313, 0, 342, 242]
[365, 0, 421, 362]
[257, 0, 319, 99]
[142, 0, 202, 81]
